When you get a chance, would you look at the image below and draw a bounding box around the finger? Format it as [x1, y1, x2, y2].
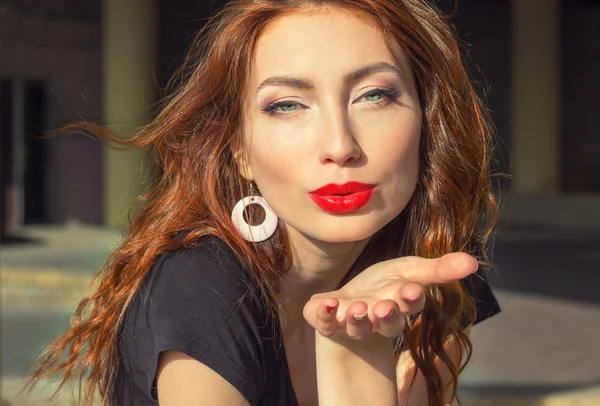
[397, 282, 426, 314]
[393, 252, 478, 286]
[315, 298, 340, 338]
[345, 301, 372, 340]
[303, 295, 334, 329]
[372, 300, 404, 338]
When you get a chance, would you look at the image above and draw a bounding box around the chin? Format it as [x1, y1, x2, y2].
[307, 216, 393, 244]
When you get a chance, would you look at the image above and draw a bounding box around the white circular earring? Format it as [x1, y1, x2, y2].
[231, 184, 278, 242]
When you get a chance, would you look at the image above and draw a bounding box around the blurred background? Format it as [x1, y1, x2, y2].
[1, 0, 599, 404]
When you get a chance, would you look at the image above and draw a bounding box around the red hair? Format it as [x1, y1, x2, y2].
[26, 1, 497, 404]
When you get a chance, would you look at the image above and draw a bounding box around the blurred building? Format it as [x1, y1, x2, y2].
[1, 0, 599, 234]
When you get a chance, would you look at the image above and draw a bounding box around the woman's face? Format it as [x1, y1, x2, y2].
[239, 7, 421, 244]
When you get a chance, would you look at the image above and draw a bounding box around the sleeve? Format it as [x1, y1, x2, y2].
[125, 237, 265, 405]
[461, 267, 501, 325]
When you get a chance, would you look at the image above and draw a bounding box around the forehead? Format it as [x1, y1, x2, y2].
[249, 8, 399, 85]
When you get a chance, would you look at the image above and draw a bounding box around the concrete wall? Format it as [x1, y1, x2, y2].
[0, 0, 104, 224]
[562, 0, 600, 192]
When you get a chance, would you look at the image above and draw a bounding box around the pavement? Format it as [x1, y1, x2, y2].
[1, 223, 600, 405]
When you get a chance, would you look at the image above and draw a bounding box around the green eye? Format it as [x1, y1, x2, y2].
[262, 100, 303, 117]
[280, 103, 297, 112]
[360, 88, 399, 104]
[365, 93, 382, 102]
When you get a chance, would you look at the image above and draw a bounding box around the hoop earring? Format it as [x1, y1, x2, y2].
[231, 183, 278, 242]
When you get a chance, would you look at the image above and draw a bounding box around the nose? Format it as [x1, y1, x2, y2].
[317, 111, 361, 166]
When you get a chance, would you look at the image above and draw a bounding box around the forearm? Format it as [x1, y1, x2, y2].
[315, 333, 398, 406]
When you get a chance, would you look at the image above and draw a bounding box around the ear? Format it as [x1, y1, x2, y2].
[231, 141, 254, 181]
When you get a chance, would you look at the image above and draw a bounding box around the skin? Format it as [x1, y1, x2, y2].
[240, 6, 421, 323]
[158, 7, 476, 406]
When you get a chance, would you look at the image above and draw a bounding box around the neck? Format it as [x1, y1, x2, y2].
[277, 225, 370, 336]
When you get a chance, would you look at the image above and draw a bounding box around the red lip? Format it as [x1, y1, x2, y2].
[308, 182, 377, 214]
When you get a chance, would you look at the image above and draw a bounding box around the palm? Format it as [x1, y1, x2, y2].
[303, 253, 478, 340]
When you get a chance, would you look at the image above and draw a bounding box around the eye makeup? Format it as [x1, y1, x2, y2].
[260, 86, 400, 118]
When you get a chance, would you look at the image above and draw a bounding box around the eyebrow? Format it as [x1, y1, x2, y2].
[254, 61, 404, 96]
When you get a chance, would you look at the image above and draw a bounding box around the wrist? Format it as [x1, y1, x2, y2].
[315, 333, 398, 406]
[316, 330, 395, 355]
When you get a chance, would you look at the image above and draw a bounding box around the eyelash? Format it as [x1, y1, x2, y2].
[261, 87, 399, 118]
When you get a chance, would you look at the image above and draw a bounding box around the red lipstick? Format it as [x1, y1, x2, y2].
[308, 182, 377, 214]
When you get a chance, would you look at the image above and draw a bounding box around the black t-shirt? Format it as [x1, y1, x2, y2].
[113, 235, 500, 405]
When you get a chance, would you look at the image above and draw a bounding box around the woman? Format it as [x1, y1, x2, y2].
[27, 0, 500, 405]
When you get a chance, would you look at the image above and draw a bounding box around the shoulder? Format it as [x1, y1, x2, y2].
[137, 235, 268, 335]
[118, 235, 271, 404]
[143, 235, 253, 306]
[153, 235, 248, 285]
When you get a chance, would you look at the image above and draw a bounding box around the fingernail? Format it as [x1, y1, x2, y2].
[473, 257, 479, 272]
[326, 306, 337, 315]
[405, 292, 423, 303]
[353, 311, 367, 321]
[382, 309, 395, 320]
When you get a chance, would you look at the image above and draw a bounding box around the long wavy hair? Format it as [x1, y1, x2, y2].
[26, 0, 497, 404]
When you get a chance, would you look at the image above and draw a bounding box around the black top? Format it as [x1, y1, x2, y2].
[113, 235, 500, 405]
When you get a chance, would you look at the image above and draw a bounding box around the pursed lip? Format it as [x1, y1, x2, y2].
[309, 181, 377, 196]
[308, 182, 377, 214]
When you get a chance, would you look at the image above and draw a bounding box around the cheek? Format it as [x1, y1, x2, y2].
[373, 123, 421, 199]
[245, 139, 308, 226]
[371, 117, 420, 171]
[245, 119, 312, 187]
[394, 134, 420, 173]
[247, 138, 300, 187]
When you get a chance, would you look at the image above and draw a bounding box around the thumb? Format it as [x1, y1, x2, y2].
[394, 252, 478, 286]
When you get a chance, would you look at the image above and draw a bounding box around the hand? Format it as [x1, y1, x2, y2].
[303, 253, 478, 342]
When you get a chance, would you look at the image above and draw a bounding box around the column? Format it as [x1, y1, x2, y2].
[102, 0, 158, 229]
[511, 0, 561, 194]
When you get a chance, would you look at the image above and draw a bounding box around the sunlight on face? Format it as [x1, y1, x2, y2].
[240, 7, 421, 244]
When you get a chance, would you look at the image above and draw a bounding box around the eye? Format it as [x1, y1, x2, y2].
[357, 87, 399, 106]
[261, 100, 303, 117]
[365, 93, 382, 102]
